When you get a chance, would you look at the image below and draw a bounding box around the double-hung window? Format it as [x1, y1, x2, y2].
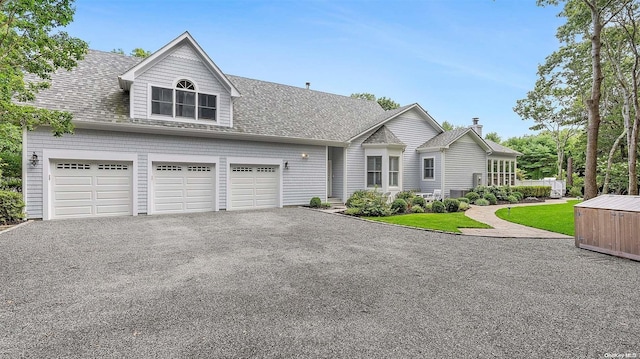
[367, 156, 382, 187]
[151, 80, 217, 121]
[423, 158, 435, 180]
[389, 156, 399, 187]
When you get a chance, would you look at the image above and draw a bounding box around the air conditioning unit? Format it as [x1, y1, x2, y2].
[472, 173, 483, 187]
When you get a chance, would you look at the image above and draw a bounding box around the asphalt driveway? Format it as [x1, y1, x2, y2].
[1, 208, 638, 358]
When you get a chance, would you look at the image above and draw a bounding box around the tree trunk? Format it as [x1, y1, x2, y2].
[584, 3, 604, 200]
[567, 157, 573, 188]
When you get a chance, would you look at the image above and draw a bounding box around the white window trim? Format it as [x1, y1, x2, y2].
[147, 153, 220, 215]
[422, 156, 436, 181]
[146, 82, 220, 124]
[42, 149, 139, 221]
[366, 155, 383, 188]
[389, 156, 400, 188]
[226, 157, 283, 211]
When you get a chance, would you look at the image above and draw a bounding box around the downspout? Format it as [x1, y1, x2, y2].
[441, 149, 446, 198]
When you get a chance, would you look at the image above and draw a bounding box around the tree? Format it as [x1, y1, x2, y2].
[484, 132, 502, 143]
[0, 0, 88, 136]
[350, 93, 400, 110]
[441, 120, 465, 131]
[537, 0, 631, 199]
[111, 48, 125, 55]
[131, 48, 152, 58]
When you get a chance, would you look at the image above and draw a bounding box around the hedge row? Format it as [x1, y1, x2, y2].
[510, 186, 551, 198]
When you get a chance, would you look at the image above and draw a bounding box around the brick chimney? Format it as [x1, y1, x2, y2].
[470, 117, 482, 137]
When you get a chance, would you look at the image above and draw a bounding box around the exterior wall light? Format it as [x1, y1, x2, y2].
[284, 161, 289, 170]
[301, 153, 309, 159]
[30, 152, 39, 166]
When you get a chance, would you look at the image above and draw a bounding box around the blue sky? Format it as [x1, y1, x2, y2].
[65, 0, 565, 139]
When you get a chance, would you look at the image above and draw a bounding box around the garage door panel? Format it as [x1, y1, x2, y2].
[52, 160, 133, 219]
[152, 162, 215, 214]
[56, 176, 93, 186]
[230, 165, 279, 210]
[95, 190, 130, 200]
[55, 191, 92, 201]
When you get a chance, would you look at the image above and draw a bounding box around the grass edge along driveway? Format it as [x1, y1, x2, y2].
[495, 200, 581, 236]
[365, 212, 492, 233]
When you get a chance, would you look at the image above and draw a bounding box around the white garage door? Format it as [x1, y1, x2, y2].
[51, 161, 132, 219]
[152, 163, 215, 214]
[230, 165, 279, 210]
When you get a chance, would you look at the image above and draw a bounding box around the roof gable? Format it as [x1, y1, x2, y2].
[118, 32, 240, 97]
[362, 125, 405, 146]
[348, 103, 444, 143]
[417, 127, 491, 152]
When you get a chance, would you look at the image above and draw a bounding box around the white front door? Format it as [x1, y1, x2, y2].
[152, 163, 216, 214]
[51, 161, 133, 219]
[229, 165, 279, 210]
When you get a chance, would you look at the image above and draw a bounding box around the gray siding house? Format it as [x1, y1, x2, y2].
[22, 32, 519, 220]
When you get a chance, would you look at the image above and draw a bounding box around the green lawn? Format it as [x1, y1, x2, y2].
[365, 212, 492, 233]
[495, 200, 581, 236]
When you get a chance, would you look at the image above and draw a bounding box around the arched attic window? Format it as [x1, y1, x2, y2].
[151, 79, 217, 121]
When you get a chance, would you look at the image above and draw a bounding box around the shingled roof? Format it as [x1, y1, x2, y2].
[362, 125, 405, 146]
[416, 128, 470, 150]
[26, 49, 398, 143]
[485, 139, 522, 156]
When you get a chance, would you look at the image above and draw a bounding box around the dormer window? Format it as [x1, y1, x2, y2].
[151, 80, 217, 121]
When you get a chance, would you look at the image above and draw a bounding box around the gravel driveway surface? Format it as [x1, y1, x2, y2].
[1, 208, 638, 358]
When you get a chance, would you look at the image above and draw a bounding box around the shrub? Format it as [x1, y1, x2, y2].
[321, 202, 332, 208]
[412, 196, 426, 208]
[443, 198, 460, 213]
[391, 198, 408, 214]
[457, 197, 469, 204]
[0, 151, 22, 178]
[474, 198, 490, 206]
[568, 186, 582, 197]
[483, 193, 497, 205]
[410, 205, 424, 213]
[431, 201, 446, 213]
[458, 202, 470, 211]
[345, 189, 391, 217]
[510, 186, 551, 198]
[395, 190, 415, 202]
[309, 197, 322, 208]
[0, 177, 22, 192]
[506, 195, 518, 204]
[344, 207, 361, 216]
[512, 191, 523, 201]
[465, 191, 480, 202]
[423, 202, 433, 212]
[472, 185, 489, 197]
[0, 190, 24, 225]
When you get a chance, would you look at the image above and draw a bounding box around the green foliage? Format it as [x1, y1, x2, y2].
[458, 202, 470, 211]
[0, 190, 24, 224]
[474, 198, 490, 206]
[457, 197, 470, 204]
[412, 196, 426, 208]
[484, 132, 502, 143]
[465, 191, 480, 202]
[131, 48, 152, 58]
[568, 186, 582, 197]
[443, 198, 460, 213]
[391, 198, 408, 214]
[0, 177, 21, 192]
[0, 151, 22, 178]
[502, 134, 560, 179]
[1, 0, 88, 136]
[512, 191, 524, 201]
[507, 195, 519, 204]
[321, 202, 332, 208]
[309, 197, 322, 208]
[395, 190, 415, 202]
[511, 186, 552, 198]
[483, 193, 497, 205]
[344, 207, 360, 216]
[345, 190, 391, 217]
[410, 205, 424, 213]
[349, 93, 400, 110]
[431, 201, 445, 213]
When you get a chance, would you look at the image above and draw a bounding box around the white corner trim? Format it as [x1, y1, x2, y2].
[42, 149, 139, 220]
[21, 128, 28, 214]
[129, 84, 135, 119]
[147, 153, 220, 214]
[226, 157, 283, 210]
